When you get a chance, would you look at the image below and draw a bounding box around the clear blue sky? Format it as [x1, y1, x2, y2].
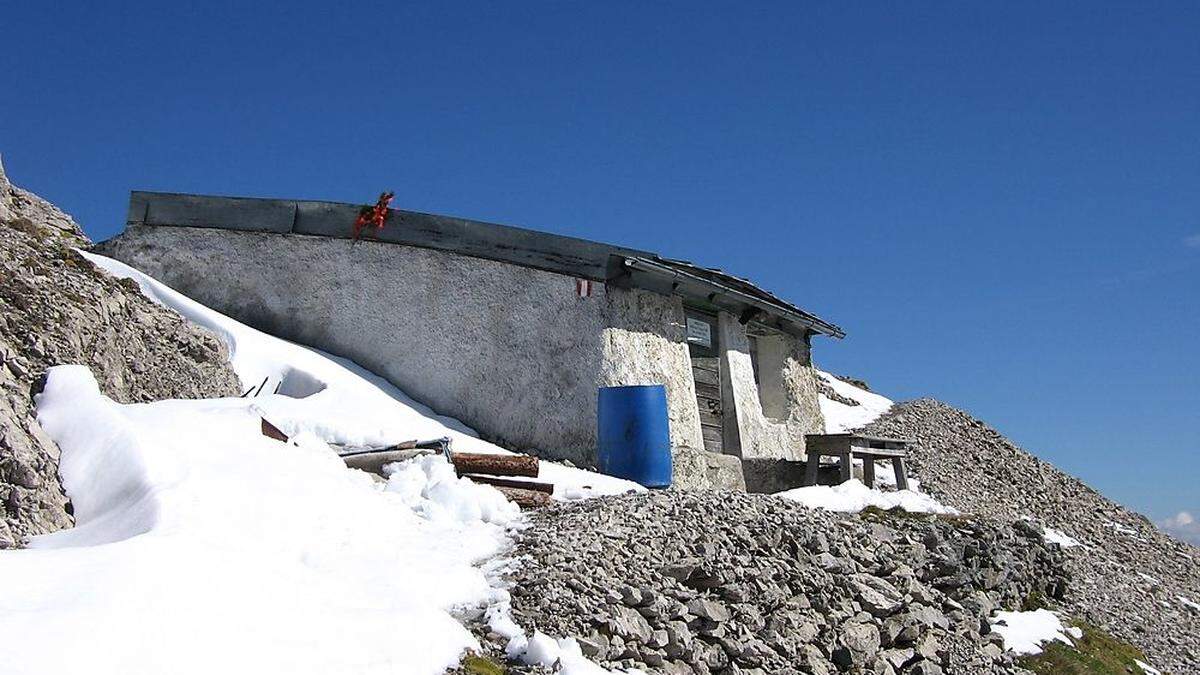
[3, 2, 1197, 521]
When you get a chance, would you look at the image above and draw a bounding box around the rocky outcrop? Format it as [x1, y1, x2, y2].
[491, 491, 1069, 674]
[0, 157, 242, 547]
[860, 399, 1200, 674]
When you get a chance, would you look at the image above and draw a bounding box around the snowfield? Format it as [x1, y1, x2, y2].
[0, 252, 644, 675]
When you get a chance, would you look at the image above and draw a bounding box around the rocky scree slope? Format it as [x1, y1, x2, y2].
[476, 491, 1069, 675]
[860, 399, 1199, 673]
[0, 158, 241, 547]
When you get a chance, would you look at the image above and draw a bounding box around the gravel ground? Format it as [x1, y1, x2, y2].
[467, 490, 1069, 674]
[860, 399, 1200, 674]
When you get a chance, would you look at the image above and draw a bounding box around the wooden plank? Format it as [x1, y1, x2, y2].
[838, 451, 853, 483]
[700, 425, 723, 454]
[463, 475, 554, 494]
[493, 485, 553, 509]
[693, 380, 720, 399]
[260, 417, 288, 443]
[806, 433, 914, 445]
[851, 448, 908, 459]
[697, 405, 722, 427]
[691, 367, 720, 387]
[804, 434, 852, 454]
[853, 434, 914, 445]
[893, 458, 910, 491]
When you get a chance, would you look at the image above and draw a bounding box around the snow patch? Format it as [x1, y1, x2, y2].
[1179, 596, 1200, 612]
[1043, 526, 1083, 548]
[1136, 658, 1164, 674]
[817, 371, 893, 433]
[990, 609, 1077, 656]
[776, 479, 958, 515]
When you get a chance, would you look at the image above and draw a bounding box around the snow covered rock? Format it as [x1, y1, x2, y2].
[0, 162, 240, 547]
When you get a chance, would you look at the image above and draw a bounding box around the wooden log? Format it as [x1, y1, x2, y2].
[494, 485, 553, 509]
[451, 452, 539, 478]
[464, 474, 555, 494]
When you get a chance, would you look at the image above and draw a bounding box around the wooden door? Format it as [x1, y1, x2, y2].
[685, 311, 723, 454]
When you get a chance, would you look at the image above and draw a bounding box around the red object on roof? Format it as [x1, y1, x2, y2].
[353, 191, 394, 240]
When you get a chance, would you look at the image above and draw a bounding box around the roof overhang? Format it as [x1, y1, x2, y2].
[615, 257, 845, 339]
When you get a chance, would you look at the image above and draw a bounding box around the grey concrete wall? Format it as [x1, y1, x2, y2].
[97, 225, 703, 465]
[717, 312, 825, 461]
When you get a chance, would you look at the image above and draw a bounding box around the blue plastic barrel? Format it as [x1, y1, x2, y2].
[597, 384, 672, 488]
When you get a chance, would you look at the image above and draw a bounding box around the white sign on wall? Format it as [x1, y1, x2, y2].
[686, 317, 712, 348]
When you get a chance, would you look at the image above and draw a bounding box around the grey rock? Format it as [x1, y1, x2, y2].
[850, 573, 904, 617]
[607, 604, 654, 643]
[843, 622, 882, 655]
[687, 598, 731, 623]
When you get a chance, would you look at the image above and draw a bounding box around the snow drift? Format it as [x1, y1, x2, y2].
[1, 365, 507, 674]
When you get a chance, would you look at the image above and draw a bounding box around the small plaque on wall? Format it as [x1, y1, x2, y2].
[686, 317, 712, 348]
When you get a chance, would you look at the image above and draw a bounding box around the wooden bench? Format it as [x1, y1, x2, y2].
[802, 433, 913, 490]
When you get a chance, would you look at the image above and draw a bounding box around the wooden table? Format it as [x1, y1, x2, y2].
[802, 433, 912, 490]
